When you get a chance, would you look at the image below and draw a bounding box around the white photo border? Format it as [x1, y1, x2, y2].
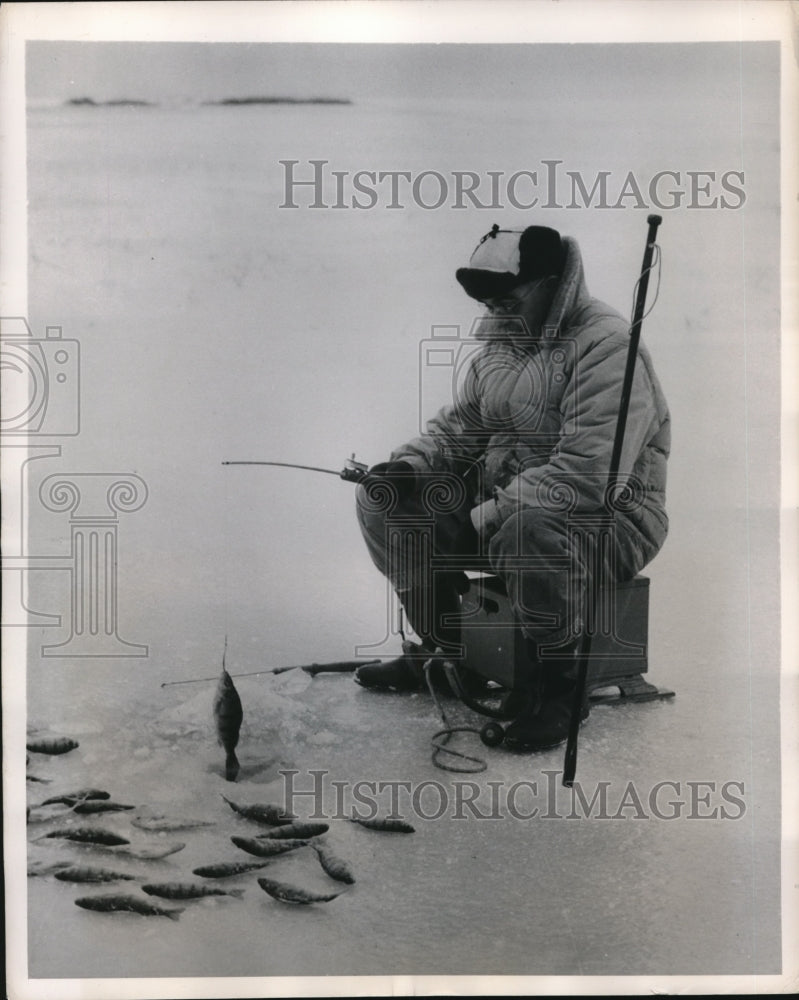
[2, 2, 797, 997]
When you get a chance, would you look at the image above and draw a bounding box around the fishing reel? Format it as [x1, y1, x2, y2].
[340, 454, 369, 483]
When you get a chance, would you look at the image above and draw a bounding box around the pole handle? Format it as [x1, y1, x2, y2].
[302, 659, 379, 676]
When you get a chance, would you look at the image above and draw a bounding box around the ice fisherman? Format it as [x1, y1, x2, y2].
[354, 224, 670, 752]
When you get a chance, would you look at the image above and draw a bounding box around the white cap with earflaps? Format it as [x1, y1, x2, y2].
[455, 224, 565, 301]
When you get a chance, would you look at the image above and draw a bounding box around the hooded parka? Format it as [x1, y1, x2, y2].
[389, 236, 670, 568]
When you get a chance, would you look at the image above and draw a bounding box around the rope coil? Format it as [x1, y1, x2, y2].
[423, 654, 487, 774]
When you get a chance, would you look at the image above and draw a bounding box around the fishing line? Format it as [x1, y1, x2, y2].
[223, 459, 232, 675]
[430, 727, 488, 774]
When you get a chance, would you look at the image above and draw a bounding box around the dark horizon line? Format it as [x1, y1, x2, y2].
[205, 96, 352, 106]
[64, 95, 353, 108]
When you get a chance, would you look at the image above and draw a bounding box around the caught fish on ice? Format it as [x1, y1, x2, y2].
[116, 842, 186, 861]
[257, 876, 341, 905]
[142, 882, 244, 900]
[350, 816, 415, 833]
[72, 801, 135, 815]
[131, 812, 215, 832]
[27, 805, 74, 824]
[255, 821, 329, 840]
[27, 860, 73, 878]
[54, 866, 137, 884]
[230, 835, 309, 858]
[26, 737, 79, 756]
[312, 843, 356, 884]
[192, 860, 270, 879]
[40, 789, 110, 807]
[221, 795, 296, 826]
[213, 637, 243, 782]
[74, 893, 183, 920]
[42, 828, 131, 846]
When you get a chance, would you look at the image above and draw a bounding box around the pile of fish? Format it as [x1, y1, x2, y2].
[27, 654, 416, 922]
[28, 744, 415, 922]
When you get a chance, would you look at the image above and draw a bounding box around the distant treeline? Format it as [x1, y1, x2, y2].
[205, 97, 352, 106]
[67, 98, 155, 107]
[65, 96, 352, 108]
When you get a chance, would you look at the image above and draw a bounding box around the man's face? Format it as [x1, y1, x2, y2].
[481, 276, 556, 337]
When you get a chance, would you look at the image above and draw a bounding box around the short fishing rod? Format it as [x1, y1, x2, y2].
[562, 213, 663, 788]
[222, 454, 369, 483]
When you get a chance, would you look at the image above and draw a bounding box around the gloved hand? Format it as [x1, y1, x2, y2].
[469, 495, 503, 540]
[363, 460, 418, 502]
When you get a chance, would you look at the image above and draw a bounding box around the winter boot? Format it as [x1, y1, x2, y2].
[354, 638, 435, 692]
[503, 641, 589, 752]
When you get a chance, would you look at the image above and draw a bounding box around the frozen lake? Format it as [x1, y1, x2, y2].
[18, 41, 782, 984]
